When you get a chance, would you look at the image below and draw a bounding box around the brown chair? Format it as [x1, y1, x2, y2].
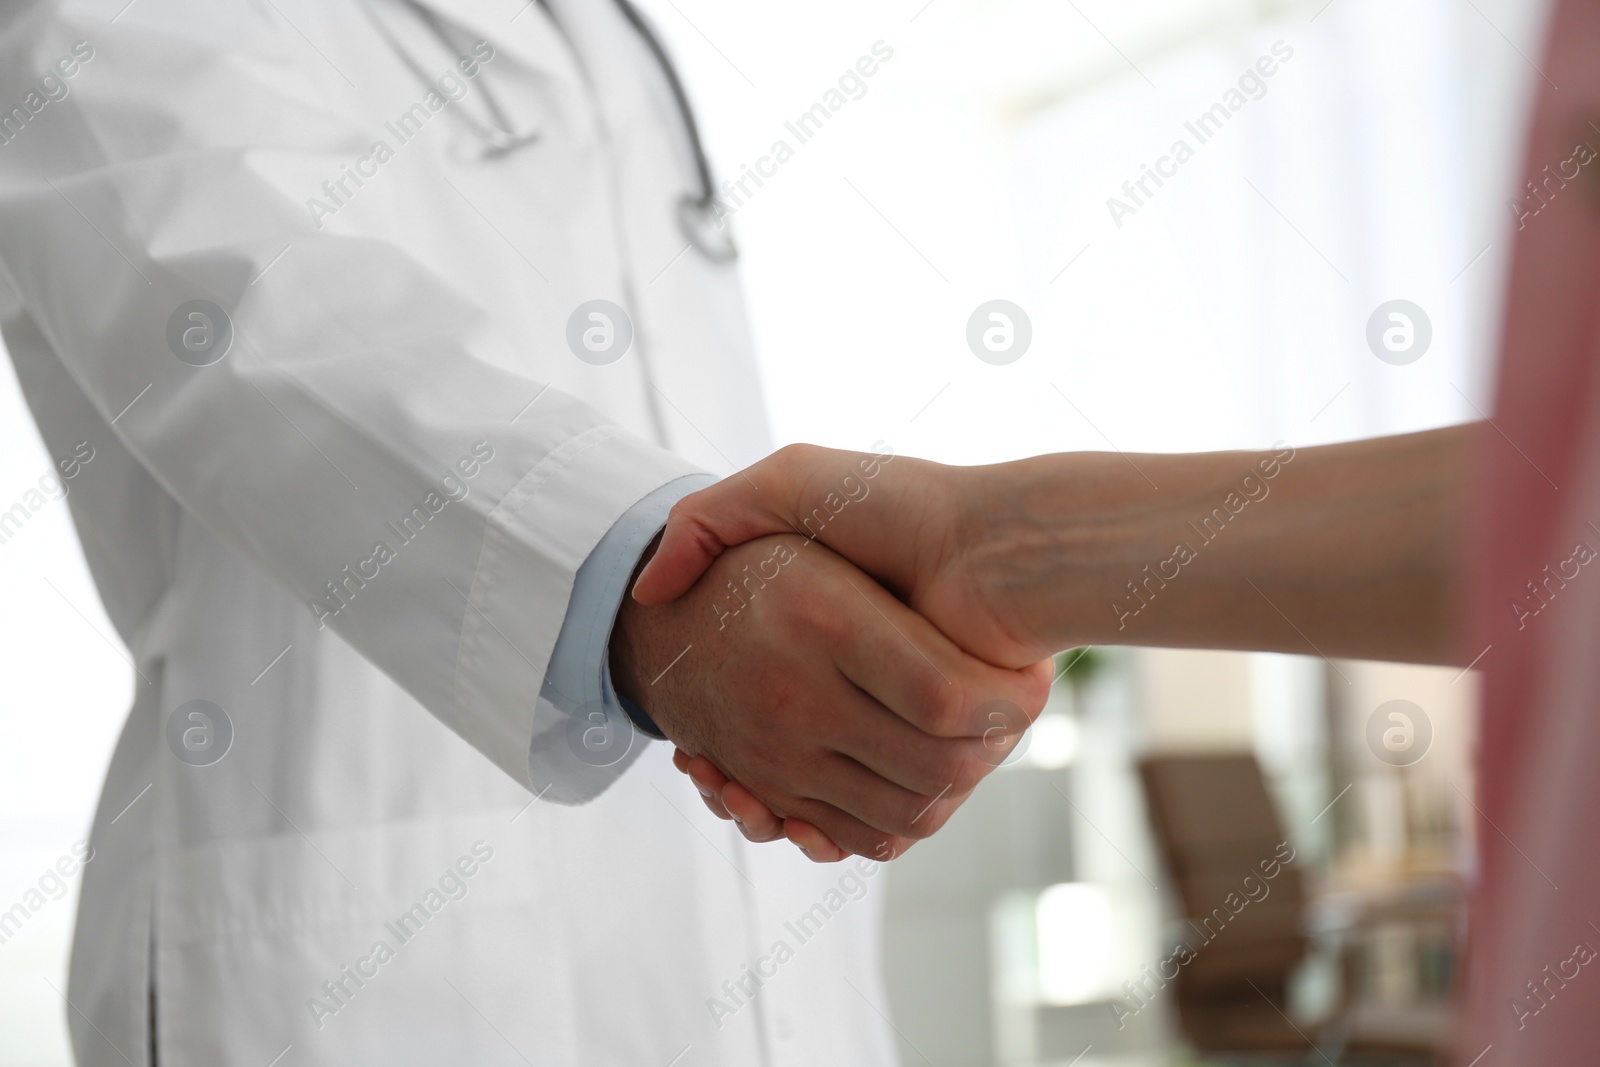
[1136, 753, 1457, 1064]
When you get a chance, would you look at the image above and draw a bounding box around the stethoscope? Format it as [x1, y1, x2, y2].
[373, 0, 737, 262]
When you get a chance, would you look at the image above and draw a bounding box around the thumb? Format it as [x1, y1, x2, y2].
[631, 471, 792, 604]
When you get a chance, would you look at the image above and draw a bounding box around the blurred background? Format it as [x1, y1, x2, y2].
[0, 0, 1551, 1063]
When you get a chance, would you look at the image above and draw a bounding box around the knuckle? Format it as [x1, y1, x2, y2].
[664, 497, 710, 541]
[920, 676, 969, 736]
[774, 441, 821, 472]
[797, 587, 840, 638]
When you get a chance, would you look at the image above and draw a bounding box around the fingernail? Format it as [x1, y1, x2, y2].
[694, 782, 714, 798]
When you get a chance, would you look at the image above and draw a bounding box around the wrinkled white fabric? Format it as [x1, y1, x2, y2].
[0, 1, 900, 1064]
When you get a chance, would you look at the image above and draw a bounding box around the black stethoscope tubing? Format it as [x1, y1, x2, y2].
[609, 0, 738, 262]
[377, 0, 736, 261]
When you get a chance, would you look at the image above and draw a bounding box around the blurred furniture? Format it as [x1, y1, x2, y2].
[1136, 754, 1461, 1064]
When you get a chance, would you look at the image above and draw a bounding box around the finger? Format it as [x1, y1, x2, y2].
[788, 752, 969, 841]
[1023, 656, 1056, 691]
[632, 472, 785, 605]
[684, 752, 728, 792]
[780, 794, 918, 860]
[834, 579, 1052, 739]
[698, 792, 731, 820]
[723, 781, 784, 842]
[818, 677, 991, 798]
[785, 819, 847, 863]
[683, 754, 734, 821]
[627, 447, 806, 604]
[692, 755, 882, 855]
[968, 659, 1058, 766]
[631, 508, 737, 605]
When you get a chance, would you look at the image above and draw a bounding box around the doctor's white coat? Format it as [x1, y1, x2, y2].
[0, 0, 899, 1063]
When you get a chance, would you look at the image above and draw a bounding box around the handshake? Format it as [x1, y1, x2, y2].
[608, 428, 1468, 863]
[609, 442, 1060, 864]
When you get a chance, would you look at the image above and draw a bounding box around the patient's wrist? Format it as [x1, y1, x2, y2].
[967, 453, 1118, 651]
[980, 450, 1211, 651]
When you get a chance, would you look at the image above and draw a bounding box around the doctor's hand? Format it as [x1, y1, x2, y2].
[610, 533, 1052, 860]
[671, 747, 859, 863]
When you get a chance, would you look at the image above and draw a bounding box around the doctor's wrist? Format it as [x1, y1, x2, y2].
[609, 540, 660, 720]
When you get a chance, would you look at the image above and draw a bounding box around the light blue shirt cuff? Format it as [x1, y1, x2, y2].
[539, 472, 715, 744]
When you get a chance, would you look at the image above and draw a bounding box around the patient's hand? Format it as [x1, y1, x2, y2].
[647, 431, 1475, 857]
[632, 443, 1055, 670]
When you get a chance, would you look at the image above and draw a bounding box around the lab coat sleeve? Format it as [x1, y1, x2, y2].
[0, 20, 710, 802]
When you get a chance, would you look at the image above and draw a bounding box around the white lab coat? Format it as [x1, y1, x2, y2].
[0, 1, 899, 1063]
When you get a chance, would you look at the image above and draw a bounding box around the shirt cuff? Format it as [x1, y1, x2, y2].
[537, 472, 715, 755]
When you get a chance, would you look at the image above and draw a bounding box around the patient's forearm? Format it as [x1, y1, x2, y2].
[974, 425, 1473, 666]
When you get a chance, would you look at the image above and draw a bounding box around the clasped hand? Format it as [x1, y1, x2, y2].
[612, 444, 1052, 863]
